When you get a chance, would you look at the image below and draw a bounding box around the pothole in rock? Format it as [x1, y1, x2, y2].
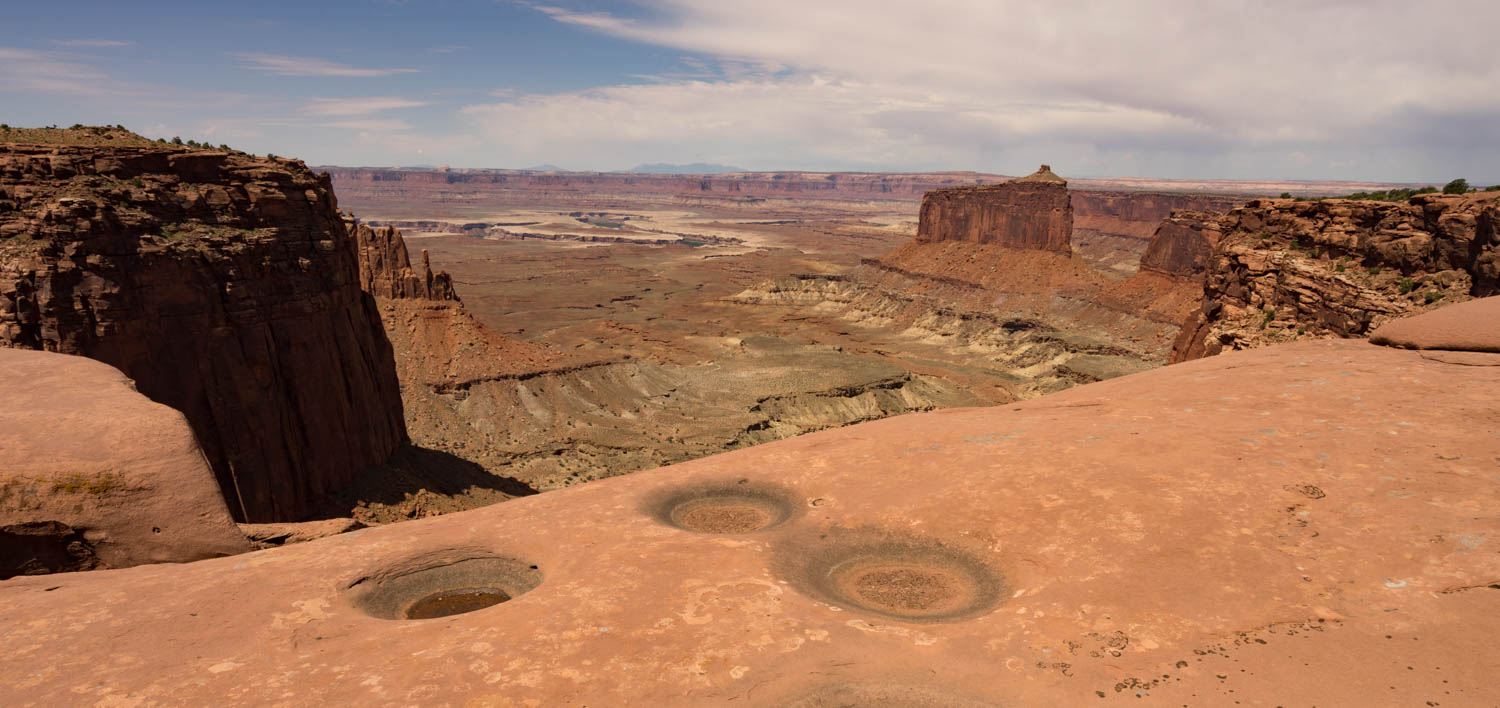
[645, 479, 800, 534]
[774, 529, 1003, 623]
[345, 553, 541, 620]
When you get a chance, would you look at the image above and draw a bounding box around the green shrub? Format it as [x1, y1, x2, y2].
[1280, 192, 1292, 199]
[1339, 186, 1438, 202]
[1259, 308, 1277, 329]
[1297, 325, 1307, 335]
[1367, 266, 1382, 275]
[171, 136, 183, 145]
[1397, 277, 1414, 294]
[1425, 292, 1443, 304]
[1335, 263, 1346, 273]
[0, 123, 8, 131]
[130, 177, 144, 188]
[1443, 178, 1469, 195]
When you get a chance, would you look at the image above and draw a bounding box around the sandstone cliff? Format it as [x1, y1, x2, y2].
[914, 165, 1073, 253]
[0, 141, 408, 522]
[1138, 210, 1224, 278]
[351, 220, 459, 301]
[1170, 193, 1500, 362]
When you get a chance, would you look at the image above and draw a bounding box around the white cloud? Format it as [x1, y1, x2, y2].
[0, 47, 120, 96]
[321, 119, 414, 132]
[463, 0, 1500, 179]
[304, 97, 431, 116]
[236, 53, 419, 77]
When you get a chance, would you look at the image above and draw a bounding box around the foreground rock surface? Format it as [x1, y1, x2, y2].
[3, 336, 1496, 705]
[0, 141, 408, 522]
[0, 349, 249, 577]
[1369, 295, 1500, 352]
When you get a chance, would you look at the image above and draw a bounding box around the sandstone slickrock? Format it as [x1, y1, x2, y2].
[0, 349, 249, 577]
[1170, 193, 1500, 362]
[3, 334, 1497, 704]
[915, 165, 1073, 252]
[0, 142, 408, 522]
[1368, 295, 1500, 352]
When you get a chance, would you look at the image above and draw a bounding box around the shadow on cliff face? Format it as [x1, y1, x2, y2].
[315, 445, 538, 524]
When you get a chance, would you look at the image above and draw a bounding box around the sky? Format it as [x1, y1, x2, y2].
[2, 0, 1497, 182]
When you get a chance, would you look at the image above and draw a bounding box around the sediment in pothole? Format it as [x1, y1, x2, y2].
[772, 527, 1004, 623]
[643, 479, 802, 534]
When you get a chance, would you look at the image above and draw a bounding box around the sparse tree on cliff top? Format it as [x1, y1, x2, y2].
[1443, 178, 1469, 194]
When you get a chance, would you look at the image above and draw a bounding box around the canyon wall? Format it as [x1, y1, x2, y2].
[1139, 210, 1225, 278]
[0, 143, 408, 522]
[1071, 192, 1241, 240]
[1170, 193, 1500, 362]
[914, 165, 1073, 253]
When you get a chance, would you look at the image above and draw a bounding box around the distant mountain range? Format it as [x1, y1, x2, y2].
[520, 164, 566, 171]
[627, 162, 745, 174]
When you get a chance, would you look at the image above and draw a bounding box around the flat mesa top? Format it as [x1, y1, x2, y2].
[0, 126, 162, 148]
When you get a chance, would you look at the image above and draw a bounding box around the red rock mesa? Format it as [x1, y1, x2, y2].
[915, 164, 1073, 253]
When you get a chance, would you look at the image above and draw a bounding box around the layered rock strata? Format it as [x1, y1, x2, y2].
[915, 165, 1073, 253]
[0, 142, 408, 522]
[1171, 193, 1500, 362]
[0, 349, 250, 577]
[1138, 209, 1224, 278]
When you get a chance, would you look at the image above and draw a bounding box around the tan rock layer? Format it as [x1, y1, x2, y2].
[0, 143, 408, 522]
[1170, 193, 1500, 362]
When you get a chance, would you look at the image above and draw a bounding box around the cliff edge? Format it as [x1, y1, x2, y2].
[1170, 193, 1499, 362]
[0, 137, 408, 522]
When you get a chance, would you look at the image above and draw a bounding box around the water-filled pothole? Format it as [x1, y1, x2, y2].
[404, 588, 511, 620]
[346, 552, 541, 620]
[645, 479, 800, 534]
[774, 529, 1003, 623]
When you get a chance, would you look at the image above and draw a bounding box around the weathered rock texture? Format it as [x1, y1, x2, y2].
[1138, 209, 1224, 278]
[1170, 193, 1500, 362]
[351, 221, 458, 301]
[4, 332, 1498, 705]
[0, 142, 408, 522]
[0, 349, 249, 577]
[915, 165, 1073, 253]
